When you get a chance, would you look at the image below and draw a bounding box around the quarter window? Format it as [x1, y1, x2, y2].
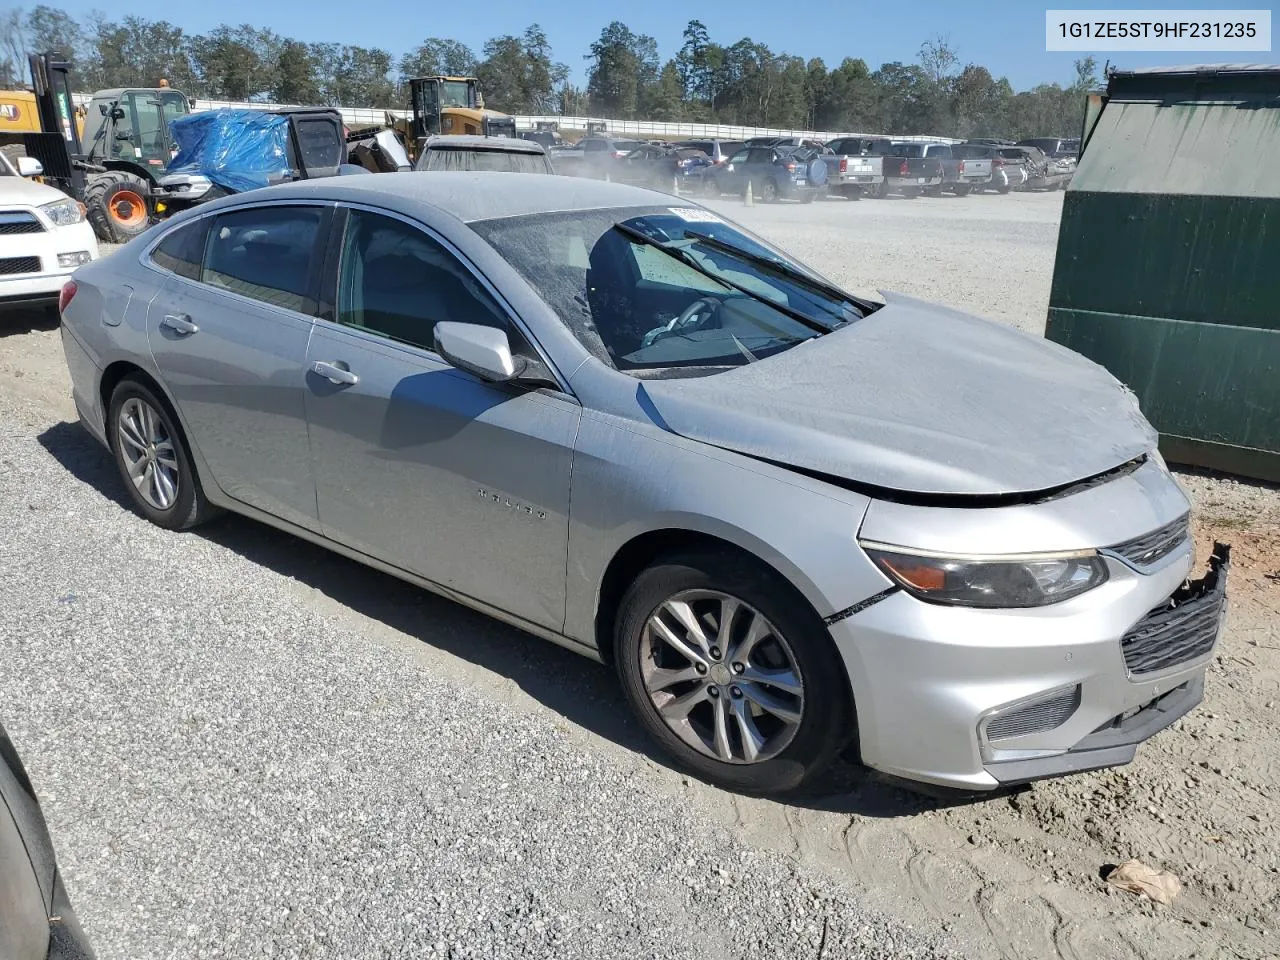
[335, 209, 508, 352]
[202, 206, 322, 313]
[151, 220, 208, 280]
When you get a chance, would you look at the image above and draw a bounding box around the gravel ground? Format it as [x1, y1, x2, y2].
[1, 189, 1277, 960]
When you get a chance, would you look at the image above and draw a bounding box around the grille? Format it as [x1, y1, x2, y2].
[0, 256, 41, 275]
[0, 212, 44, 235]
[986, 686, 1081, 741]
[1121, 543, 1228, 676]
[1107, 513, 1190, 567]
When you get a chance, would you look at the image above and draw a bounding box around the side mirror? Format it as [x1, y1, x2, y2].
[434, 322, 525, 383]
[111, 107, 126, 120]
[16, 156, 43, 177]
[98, 103, 109, 115]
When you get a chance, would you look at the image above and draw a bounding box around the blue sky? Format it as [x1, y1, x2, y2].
[46, 0, 1278, 89]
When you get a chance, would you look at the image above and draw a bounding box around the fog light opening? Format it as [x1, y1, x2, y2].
[984, 685, 1082, 742]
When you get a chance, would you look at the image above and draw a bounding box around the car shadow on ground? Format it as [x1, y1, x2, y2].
[37, 418, 1003, 819]
[0, 304, 58, 337]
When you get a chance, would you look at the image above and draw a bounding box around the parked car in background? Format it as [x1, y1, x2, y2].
[519, 130, 560, 150]
[611, 144, 713, 191]
[415, 135, 554, 174]
[0, 719, 97, 959]
[548, 136, 648, 178]
[906, 142, 992, 196]
[744, 136, 827, 149]
[1018, 137, 1078, 161]
[0, 156, 99, 309]
[1005, 144, 1072, 190]
[679, 139, 746, 167]
[956, 143, 1027, 194]
[868, 141, 943, 197]
[821, 137, 887, 199]
[709, 144, 828, 202]
[58, 173, 1226, 797]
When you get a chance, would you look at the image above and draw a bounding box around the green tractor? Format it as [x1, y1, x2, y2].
[76, 83, 191, 241]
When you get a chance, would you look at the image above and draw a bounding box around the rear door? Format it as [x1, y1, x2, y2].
[303, 207, 580, 631]
[147, 203, 328, 531]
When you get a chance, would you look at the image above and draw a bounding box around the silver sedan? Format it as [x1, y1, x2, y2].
[57, 172, 1228, 795]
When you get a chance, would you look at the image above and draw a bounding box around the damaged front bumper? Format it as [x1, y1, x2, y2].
[829, 541, 1229, 791]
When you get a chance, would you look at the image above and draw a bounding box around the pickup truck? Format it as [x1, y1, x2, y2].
[821, 137, 886, 198]
[890, 141, 992, 196]
[865, 140, 943, 197]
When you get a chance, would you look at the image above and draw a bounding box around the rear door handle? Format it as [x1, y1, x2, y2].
[311, 360, 358, 386]
[160, 314, 198, 335]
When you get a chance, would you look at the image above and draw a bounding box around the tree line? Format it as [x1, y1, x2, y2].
[1, 7, 1099, 138]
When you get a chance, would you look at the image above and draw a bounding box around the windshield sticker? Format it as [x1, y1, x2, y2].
[668, 207, 723, 223]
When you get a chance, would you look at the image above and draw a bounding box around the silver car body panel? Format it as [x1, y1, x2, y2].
[57, 172, 1220, 791]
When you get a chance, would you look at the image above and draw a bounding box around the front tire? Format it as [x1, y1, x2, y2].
[108, 377, 214, 530]
[615, 552, 854, 795]
[760, 178, 780, 203]
[84, 171, 152, 244]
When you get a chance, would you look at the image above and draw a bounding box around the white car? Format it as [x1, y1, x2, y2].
[0, 155, 99, 307]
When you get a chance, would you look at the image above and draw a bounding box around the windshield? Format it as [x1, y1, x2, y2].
[471, 206, 865, 376]
[440, 80, 472, 108]
[418, 148, 551, 173]
[888, 143, 924, 158]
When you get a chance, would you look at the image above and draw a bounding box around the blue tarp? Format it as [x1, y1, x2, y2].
[166, 110, 293, 194]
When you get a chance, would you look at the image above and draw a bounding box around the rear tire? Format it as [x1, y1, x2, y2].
[614, 551, 854, 795]
[997, 183, 1012, 195]
[108, 377, 214, 531]
[923, 185, 943, 197]
[85, 171, 152, 244]
[952, 184, 972, 197]
[801, 189, 817, 204]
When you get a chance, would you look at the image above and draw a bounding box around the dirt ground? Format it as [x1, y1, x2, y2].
[2, 192, 1277, 960]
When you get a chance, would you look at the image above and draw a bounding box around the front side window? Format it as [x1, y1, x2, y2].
[335, 209, 508, 352]
[202, 206, 322, 313]
[471, 208, 866, 377]
[151, 219, 209, 280]
[746, 148, 772, 164]
[727, 150, 749, 165]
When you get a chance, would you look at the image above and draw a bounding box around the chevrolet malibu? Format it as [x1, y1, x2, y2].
[57, 173, 1228, 795]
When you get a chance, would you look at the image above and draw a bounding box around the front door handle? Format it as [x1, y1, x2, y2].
[160, 314, 199, 335]
[312, 360, 358, 386]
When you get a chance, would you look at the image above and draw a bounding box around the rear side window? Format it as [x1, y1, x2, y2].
[336, 209, 508, 352]
[294, 118, 343, 171]
[926, 144, 952, 159]
[582, 140, 607, 152]
[202, 206, 322, 313]
[151, 220, 209, 280]
[747, 147, 772, 163]
[722, 141, 745, 155]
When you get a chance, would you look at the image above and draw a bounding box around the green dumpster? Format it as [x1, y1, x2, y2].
[1046, 65, 1280, 482]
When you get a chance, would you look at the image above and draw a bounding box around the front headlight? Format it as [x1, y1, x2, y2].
[861, 543, 1109, 608]
[39, 197, 85, 227]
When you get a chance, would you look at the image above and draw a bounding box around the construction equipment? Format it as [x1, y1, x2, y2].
[405, 76, 516, 151]
[0, 52, 192, 243]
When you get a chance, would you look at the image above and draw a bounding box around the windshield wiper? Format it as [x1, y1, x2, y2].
[681, 229, 872, 316]
[610, 222, 835, 336]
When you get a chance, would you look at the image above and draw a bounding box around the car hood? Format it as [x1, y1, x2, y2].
[638, 292, 1157, 497]
[0, 175, 65, 206]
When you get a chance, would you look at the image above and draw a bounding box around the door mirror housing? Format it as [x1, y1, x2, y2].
[434, 322, 525, 383]
[16, 156, 43, 177]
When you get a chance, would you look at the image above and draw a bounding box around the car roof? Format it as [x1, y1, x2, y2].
[240, 171, 681, 223]
[424, 135, 546, 154]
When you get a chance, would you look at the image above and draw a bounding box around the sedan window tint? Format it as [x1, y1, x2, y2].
[202, 206, 322, 313]
[336, 209, 507, 351]
[151, 219, 209, 280]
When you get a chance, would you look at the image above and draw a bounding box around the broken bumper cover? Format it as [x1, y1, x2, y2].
[829, 542, 1229, 791]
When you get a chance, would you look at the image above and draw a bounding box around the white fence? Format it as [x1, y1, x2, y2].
[72, 93, 962, 144]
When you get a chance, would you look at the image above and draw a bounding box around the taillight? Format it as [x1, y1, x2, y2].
[58, 280, 77, 314]
[898, 159, 909, 176]
[785, 162, 797, 173]
[958, 160, 965, 174]
[993, 157, 1004, 166]
[839, 157, 847, 173]
[614, 150, 625, 159]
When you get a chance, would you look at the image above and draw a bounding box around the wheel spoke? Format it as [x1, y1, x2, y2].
[664, 600, 714, 660]
[730, 697, 766, 762]
[717, 596, 741, 645]
[126, 451, 148, 480]
[741, 664, 803, 697]
[644, 663, 703, 693]
[658, 685, 707, 722]
[154, 441, 179, 470]
[136, 460, 154, 495]
[118, 413, 147, 453]
[740, 681, 802, 724]
[712, 695, 733, 761]
[154, 463, 176, 507]
[727, 614, 771, 665]
[140, 403, 160, 443]
[648, 614, 708, 668]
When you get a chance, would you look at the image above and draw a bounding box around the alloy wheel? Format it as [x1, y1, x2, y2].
[639, 589, 805, 764]
[116, 397, 180, 510]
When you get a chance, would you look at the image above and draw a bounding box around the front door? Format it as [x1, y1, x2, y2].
[303, 208, 580, 631]
[147, 203, 328, 531]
